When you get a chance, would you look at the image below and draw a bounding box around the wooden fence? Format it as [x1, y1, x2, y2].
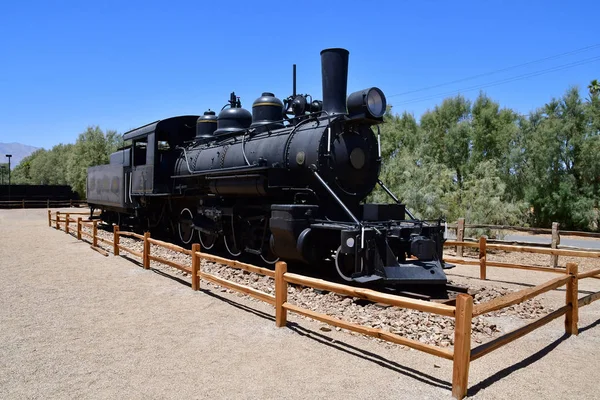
[48, 211, 600, 399]
[444, 237, 600, 281]
[1, 199, 87, 209]
[451, 217, 600, 270]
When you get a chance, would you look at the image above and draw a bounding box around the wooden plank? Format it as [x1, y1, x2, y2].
[565, 263, 578, 335]
[470, 305, 568, 361]
[558, 244, 600, 252]
[282, 302, 454, 360]
[195, 251, 275, 278]
[444, 256, 567, 275]
[457, 218, 465, 257]
[578, 291, 600, 308]
[118, 244, 143, 258]
[578, 267, 600, 280]
[457, 237, 588, 250]
[80, 231, 93, 238]
[560, 230, 600, 239]
[77, 217, 82, 241]
[113, 225, 119, 256]
[463, 223, 553, 234]
[191, 243, 200, 291]
[485, 243, 600, 258]
[97, 236, 113, 246]
[551, 222, 560, 268]
[65, 213, 70, 234]
[200, 272, 275, 305]
[148, 255, 192, 273]
[443, 256, 567, 274]
[90, 245, 109, 257]
[143, 232, 150, 269]
[47, 210, 51, 227]
[92, 221, 98, 247]
[452, 294, 473, 399]
[275, 262, 288, 327]
[444, 240, 480, 248]
[284, 272, 455, 317]
[148, 237, 191, 255]
[117, 231, 145, 240]
[479, 236, 486, 280]
[472, 275, 570, 317]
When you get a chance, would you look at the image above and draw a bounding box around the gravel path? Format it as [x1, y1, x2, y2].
[1, 208, 600, 399]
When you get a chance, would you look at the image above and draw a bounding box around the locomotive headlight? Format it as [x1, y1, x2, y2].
[347, 87, 387, 119]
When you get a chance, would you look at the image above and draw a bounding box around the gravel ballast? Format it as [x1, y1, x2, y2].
[1, 208, 600, 399]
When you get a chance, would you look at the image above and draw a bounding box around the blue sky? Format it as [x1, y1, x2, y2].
[0, 0, 598, 150]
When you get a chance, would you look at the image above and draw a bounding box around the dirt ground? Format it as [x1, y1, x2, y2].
[1, 208, 599, 399]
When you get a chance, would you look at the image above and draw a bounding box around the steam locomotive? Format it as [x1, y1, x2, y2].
[87, 48, 449, 285]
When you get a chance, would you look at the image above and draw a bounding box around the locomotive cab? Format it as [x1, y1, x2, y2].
[123, 116, 198, 195]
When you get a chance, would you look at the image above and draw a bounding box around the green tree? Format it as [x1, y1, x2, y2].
[66, 126, 122, 197]
[588, 79, 600, 99]
[420, 95, 471, 187]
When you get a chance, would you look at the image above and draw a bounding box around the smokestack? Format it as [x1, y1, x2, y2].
[320, 48, 349, 115]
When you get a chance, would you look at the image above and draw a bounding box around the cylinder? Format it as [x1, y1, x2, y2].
[320, 48, 349, 115]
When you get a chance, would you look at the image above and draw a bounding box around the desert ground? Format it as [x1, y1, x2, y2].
[1, 208, 599, 399]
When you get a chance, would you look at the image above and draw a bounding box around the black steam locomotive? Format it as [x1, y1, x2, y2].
[87, 48, 449, 285]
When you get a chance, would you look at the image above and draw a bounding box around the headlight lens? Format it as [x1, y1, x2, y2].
[366, 88, 385, 117]
[347, 87, 387, 119]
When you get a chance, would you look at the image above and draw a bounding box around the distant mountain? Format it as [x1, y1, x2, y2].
[0, 142, 41, 169]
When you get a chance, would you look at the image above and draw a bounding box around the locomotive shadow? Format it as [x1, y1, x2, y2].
[201, 289, 452, 392]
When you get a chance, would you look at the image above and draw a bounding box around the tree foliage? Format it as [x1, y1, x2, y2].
[11, 126, 122, 198]
[373, 82, 600, 231]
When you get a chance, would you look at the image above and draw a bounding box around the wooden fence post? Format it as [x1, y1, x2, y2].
[47, 199, 50, 209]
[275, 261, 288, 327]
[77, 217, 82, 240]
[452, 294, 473, 399]
[479, 236, 487, 280]
[65, 213, 70, 234]
[551, 222, 560, 268]
[113, 225, 120, 256]
[191, 243, 200, 291]
[22, 199, 25, 208]
[92, 220, 98, 247]
[457, 218, 465, 257]
[48, 210, 52, 227]
[565, 262, 579, 335]
[56, 211, 60, 230]
[70, 199, 73, 208]
[143, 231, 150, 269]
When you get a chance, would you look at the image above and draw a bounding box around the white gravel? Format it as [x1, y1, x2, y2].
[1, 208, 600, 399]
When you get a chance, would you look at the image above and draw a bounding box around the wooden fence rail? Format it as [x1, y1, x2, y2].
[46, 211, 600, 399]
[0, 199, 87, 209]
[448, 220, 600, 239]
[445, 237, 600, 281]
